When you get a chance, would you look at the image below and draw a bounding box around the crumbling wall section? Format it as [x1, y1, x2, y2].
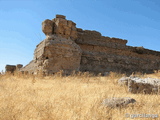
[20, 14, 160, 75]
[5, 64, 23, 73]
[76, 28, 160, 74]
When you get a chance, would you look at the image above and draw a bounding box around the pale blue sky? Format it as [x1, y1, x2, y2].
[0, 0, 160, 71]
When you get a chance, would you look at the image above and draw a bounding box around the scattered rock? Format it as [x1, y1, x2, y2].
[118, 76, 160, 94]
[102, 97, 136, 108]
[128, 77, 160, 94]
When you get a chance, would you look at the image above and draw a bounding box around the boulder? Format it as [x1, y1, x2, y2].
[118, 76, 160, 94]
[102, 97, 136, 108]
[128, 77, 160, 94]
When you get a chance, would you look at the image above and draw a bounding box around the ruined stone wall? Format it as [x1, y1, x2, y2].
[33, 36, 82, 75]
[20, 14, 160, 75]
[5, 64, 23, 73]
[76, 29, 160, 74]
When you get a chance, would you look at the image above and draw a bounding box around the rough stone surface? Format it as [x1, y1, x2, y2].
[42, 19, 54, 35]
[5, 64, 23, 73]
[52, 18, 77, 40]
[118, 76, 160, 94]
[128, 77, 160, 94]
[118, 77, 130, 86]
[56, 14, 66, 19]
[16, 64, 23, 70]
[102, 97, 136, 108]
[76, 29, 160, 74]
[19, 14, 160, 75]
[5, 65, 16, 73]
[33, 35, 82, 75]
[21, 60, 35, 74]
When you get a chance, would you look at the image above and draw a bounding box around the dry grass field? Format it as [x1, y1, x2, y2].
[0, 71, 160, 120]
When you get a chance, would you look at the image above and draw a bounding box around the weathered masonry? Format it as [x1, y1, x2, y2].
[21, 14, 160, 75]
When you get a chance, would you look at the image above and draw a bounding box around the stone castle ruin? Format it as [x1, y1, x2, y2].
[8, 14, 160, 75]
[5, 64, 23, 73]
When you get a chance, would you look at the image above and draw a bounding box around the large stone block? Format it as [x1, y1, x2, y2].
[42, 19, 54, 35]
[5, 65, 16, 73]
[51, 17, 77, 40]
[118, 76, 160, 94]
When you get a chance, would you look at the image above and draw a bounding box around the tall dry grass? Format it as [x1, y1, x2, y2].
[0, 71, 160, 120]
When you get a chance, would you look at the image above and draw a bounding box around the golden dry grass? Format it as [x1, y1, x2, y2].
[0, 72, 160, 120]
